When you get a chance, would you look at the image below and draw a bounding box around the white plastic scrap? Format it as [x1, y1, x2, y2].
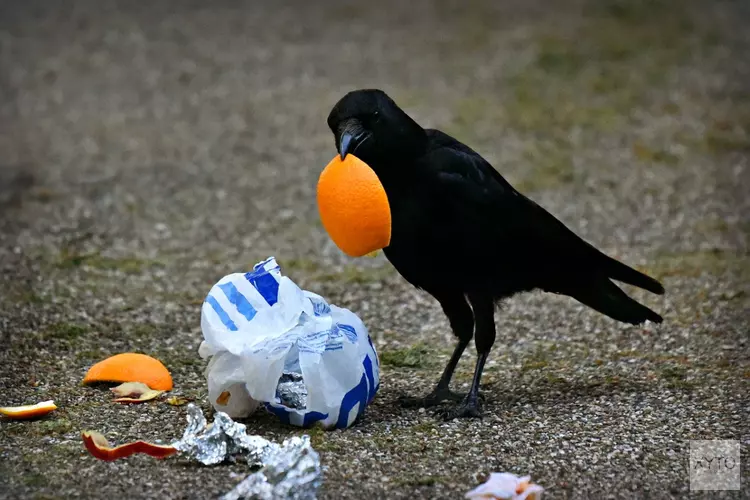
[465, 472, 544, 500]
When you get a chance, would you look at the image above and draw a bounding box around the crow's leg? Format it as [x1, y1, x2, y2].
[399, 338, 469, 407]
[399, 293, 474, 408]
[441, 293, 495, 419]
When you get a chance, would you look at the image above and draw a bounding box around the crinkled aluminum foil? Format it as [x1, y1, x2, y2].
[171, 404, 322, 499]
[171, 404, 276, 466]
[221, 435, 321, 500]
[276, 371, 308, 410]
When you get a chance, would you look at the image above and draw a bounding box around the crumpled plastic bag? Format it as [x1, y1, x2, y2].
[199, 257, 380, 429]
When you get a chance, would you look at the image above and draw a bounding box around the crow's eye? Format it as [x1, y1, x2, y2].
[372, 111, 380, 122]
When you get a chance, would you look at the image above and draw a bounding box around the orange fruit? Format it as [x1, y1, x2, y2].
[83, 353, 173, 391]
[0, 400, 57, 420]
[317, 154, 391, 257]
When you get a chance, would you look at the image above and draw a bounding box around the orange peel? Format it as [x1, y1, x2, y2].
[317, 154, 391, 257]
[0, 400, 57, 420]
[110, 382, 163, 404]
[81, 430, 177, 461]
[83, 353, 173, 391]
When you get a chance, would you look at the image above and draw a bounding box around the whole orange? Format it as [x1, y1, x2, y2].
[317, 154, 391, 257]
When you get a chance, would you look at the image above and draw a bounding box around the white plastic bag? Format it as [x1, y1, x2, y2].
[199, 257, 380, 429]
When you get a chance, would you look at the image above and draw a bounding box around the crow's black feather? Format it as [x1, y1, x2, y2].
[327, 89, 665, 419]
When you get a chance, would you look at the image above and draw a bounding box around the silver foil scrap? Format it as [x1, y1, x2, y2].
[170, 404, 322, 499]
[221, 435, 322, 500]
[276, 371, 308, 410]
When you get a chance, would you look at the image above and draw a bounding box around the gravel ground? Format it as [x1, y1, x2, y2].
[1, 0, 748, 499]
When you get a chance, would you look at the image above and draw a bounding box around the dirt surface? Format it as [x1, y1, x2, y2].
[1, 0, 748, 498]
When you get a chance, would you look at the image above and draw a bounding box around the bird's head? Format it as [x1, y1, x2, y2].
[327, 89, 427, 166]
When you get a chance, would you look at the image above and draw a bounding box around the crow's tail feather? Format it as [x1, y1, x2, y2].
[573, 279, 663, 325]
[599, 254, 665, 295]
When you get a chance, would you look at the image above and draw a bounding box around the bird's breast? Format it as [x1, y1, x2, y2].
[380, 189, 465, 290]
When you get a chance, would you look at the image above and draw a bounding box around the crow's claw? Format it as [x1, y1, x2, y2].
[398, 388, 465, 408]
[438, 397, 483, 420]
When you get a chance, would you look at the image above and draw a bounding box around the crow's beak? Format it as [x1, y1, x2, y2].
[339, 131, 355, 160]
[338, 119, 367, 160]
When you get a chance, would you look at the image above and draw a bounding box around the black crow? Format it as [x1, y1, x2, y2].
[326, 89, 665, 419]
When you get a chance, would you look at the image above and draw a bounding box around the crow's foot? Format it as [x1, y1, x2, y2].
[398, 388, 465, 408]
[438, 396, 482, 420]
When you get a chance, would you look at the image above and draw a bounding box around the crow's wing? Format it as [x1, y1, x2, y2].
[421, 141, 592, 260]
[420, 132, 664, 294]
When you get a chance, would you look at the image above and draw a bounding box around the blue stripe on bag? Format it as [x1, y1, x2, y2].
[218, 282, 257, 321]
[339, 324, 358, 343]
[311, 298, 330, 317]
[265, 403, 291, 425]
[205, 295, 238, 331]
[303, 411, 328, 427]
[264, 404, 329, 429]
[364, 355, 377, 403]
[244, 270, 280, 305]
[253, 256, 278, 272]
[367, 336, 380, 367]
[336, 373, 369, 429]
